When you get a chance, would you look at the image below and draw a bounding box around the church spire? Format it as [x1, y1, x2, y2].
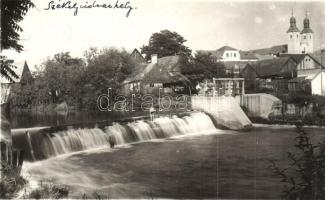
[301, 10, 313, 34]
[287, 9, 300, 33]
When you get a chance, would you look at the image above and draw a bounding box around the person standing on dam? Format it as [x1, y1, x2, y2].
[149, 106, 156, 121]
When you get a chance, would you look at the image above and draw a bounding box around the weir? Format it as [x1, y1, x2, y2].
[191, 96, 253, 130]
[15, 112, 218, 160]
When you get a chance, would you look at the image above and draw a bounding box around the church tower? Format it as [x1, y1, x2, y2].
[287, 10, 301, 54]
[300, 11, 314, 53]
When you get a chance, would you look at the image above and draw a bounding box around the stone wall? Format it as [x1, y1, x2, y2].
[1, 103, 24, 177]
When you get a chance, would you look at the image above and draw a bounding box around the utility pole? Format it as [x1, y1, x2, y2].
[321, 49, 325, 95]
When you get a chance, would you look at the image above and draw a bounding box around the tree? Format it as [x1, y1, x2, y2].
[193, 51, 226, 78]
[0, 55, 19, 82]
[41, 52, 85, 105]
[141, 30, 192, 60]
[1, 0, 34, 52]
[82, 47, 135, 109]
[0, 0, 35, 82]
[180, 51, 226, 84]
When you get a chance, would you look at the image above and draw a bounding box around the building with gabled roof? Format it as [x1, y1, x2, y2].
[240, 53, 325, 95]
[198, 46, 258, 77]
[122, 55, 191, 95]
[242, 56, 297, 79]
[130, 48, 147, 64]
[1, 61, 33, 84]
[289, 71, 325, 96]
[1, 61, 34, 104]
[240, 56, 298, 93]
[279, 53, 324, 73]
[199, 45, 258, 62]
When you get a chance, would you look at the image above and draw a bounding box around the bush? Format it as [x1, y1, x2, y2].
[270, 124, 325, 199]
[25, 180, 69, 199]
[81, 191, 110, 199]
[0, 161, 27, 198]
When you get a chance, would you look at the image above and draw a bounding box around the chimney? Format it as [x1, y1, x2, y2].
[151, 54, 158, 64]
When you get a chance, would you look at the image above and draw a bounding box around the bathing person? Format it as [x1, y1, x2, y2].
[108, 135, 115, 148]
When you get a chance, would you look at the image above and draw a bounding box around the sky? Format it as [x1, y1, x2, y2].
[2, 0, 325, 71]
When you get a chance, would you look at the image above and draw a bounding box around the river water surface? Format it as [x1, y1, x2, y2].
[17, 113, 325, 199]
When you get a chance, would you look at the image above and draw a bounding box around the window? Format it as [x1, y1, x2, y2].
[149, 83, 154, 87]
[297, 34, 299, 38]
[234, 53, 236, 57]
[290, 34, 292, 39]
[310, 36, 312, 39]
[226, 53, 229, 57]
[304, 36, 306, 39]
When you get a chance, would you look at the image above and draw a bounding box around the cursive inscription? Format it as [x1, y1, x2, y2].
[44, 0, 136, 17]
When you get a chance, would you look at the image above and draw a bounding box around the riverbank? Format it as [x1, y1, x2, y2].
[248, 116, 325, 127]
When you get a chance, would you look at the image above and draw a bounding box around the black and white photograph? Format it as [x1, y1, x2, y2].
[1, 0, 325, 199]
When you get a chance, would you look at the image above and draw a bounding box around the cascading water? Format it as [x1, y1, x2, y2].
[30, 112, 218, 159]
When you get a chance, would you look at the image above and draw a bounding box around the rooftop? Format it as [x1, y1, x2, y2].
[245, 56, 293, 77]
[123, 55, 190, 85]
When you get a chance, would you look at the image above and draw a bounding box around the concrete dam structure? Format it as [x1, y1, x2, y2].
[13, 112, 219, 160]
[241, 93, 282, 120]
[191, 96, 253, 130]
[11, 97, 253, 161]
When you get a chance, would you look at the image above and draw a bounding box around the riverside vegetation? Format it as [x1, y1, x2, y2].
[270, 124, 325, 200]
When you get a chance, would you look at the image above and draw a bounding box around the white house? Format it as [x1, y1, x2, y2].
[289, 71, 325, 96]
[309, 71, 325, 95]
[216, 46, 241, 62]
[198, 46, 258, 77]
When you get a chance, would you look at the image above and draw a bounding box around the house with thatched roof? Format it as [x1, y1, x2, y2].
[130, 48, 147, 64]
[122, 55, 192, 95]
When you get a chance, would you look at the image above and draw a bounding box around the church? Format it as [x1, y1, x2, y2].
[287, 11, 314, 54]
[240, 10, 325, 96]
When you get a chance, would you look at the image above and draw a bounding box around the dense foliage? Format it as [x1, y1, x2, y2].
[9, 48, 135, 110]
[0, 161, 27, 199]
[82, 48, 135, 109]
[0, 0, 34, 82]
[0, 55, 19, 82]
[141, 30, 192, 60]
[1, 0, 34, 52]
[180, 51, 226, 84]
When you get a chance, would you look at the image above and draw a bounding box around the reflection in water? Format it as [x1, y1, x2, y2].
[10, 110, 140, 129]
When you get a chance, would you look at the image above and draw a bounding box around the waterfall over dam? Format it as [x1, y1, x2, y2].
[21, 112, 218, 160]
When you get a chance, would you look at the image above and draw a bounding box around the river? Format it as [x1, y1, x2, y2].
[14, 112, 325, 199]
